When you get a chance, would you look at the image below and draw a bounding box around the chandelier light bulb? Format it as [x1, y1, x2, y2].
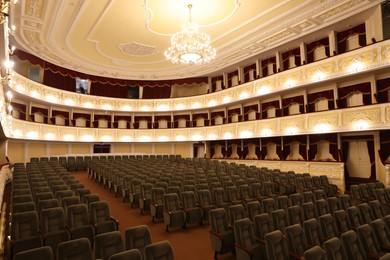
[165, 4, 216, 65]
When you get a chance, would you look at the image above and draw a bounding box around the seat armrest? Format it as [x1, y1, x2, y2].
[66, 225, 73, 236]
[209, 230, 224, 241]
[256, 238, 265, 245]
[234, 243, 253, 257]
[288, 252, 304, 260]
[366, 252, 381, 260]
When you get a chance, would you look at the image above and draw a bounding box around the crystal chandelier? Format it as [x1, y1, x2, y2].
[164, 4, 216, 65]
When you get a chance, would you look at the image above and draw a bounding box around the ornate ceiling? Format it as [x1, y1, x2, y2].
[10, 0, 379, 80]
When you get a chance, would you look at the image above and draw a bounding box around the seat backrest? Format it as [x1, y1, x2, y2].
[315, 199, 330, 217]
[303, 218, 324, 247]
[339, 194, 352, 210]
[40, 207, 66, 233]
[262, 198, 276, 214]
[302, 202, 317, 220]
[14, 246, 54, 260]
[94, 231, 124, 260]
[327, 197, 341, 214]
[181, 191, 197, 209]
[357, 224, 381, 254]
[303, 191, 315, 203]
[350, 185, 363, 200]
[90, 201, 111, 224]
[12, 201, 36, 213]
[124, 225, 152, 251]
[212, 188, 227, 204]
[163, 193, 180, 211]
[276, 195, 291, 211]
[340, 230, 366, 260]
[144, 241, 174, 260]
[369, 200, 384, 220]
[234, 218, 256, 248]
[209, 208, 230, 234]
[290, 193, 304, 206]
[372, 218, 390, 247]
[286, 224, 307, 256]
[319, 214, 338, 239]
[347, 206, 363, 229]
[253, 213, 274, 240]
[324, 237, 347, 260]
[265, 230, 289, 260]
[333, 209, 350, 234]
[109, 249, 142, 260]
[228, 204, 247, 227]
[358, 203, 372, 225]
[271, 209, 288, 234]
[287, 205, 304, 226]
[82, 194, 100, 211]
[57, 238, 92, 260]
[151, 188, 165, 204]
[247, 201, 262, 221]
[11, 211, 40, 240]
[66, 204, 90, 228]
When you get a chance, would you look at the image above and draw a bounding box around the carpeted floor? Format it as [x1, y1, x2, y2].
[71, 171, 236, 260]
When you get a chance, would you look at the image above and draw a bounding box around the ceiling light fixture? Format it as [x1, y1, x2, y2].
[164, 4, 216, 65]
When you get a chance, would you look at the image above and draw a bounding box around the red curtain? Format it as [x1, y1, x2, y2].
[43, 69, 76, 92]
[142, 85, 171, 99]
[243, 64, 257, 83]
[11, 102, 26, 120]
[227, 108, 242, 123]
[243, 104, 259, 121]
[90, 82, 128, 98]
[261, 57, 277, 77]
[51, 110, 69, 126]
[337, 82, 371, 108]
[281, 47, 301, 70]
[309, 134, 338, 161]
[282, 95, 305, 116]
[307, 90, 335, 112]
[31, 106, 48, 123]
[211, 76, 224, 92]
[261, 100, 281, 118]
[306, 37, 330, 63]
[283, 135, 307, 161]
[227, 70, 239, 88]
[337, 23, 366, 54]
[376, 78, 390, 103]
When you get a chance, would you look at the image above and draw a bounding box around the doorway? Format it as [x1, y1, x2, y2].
[341, 135, 375, 182]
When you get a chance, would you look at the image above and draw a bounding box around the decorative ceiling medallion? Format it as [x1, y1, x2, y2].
[144, 0, 241, 36]
[118, 42, 158, 57]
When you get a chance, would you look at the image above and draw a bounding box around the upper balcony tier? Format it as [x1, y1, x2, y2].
[7, 40, 390, 113]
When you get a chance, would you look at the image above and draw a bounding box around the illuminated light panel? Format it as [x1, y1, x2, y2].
[63, 134, 74, 141]
[240, 130, 252, 138]
[352, 119, 369, 130]
[16, 84, 25, 93]
[285, 126, 298, 135]
[82, 135, 94, 142]
[176, 104, 185, 110]
[102, 135, 112, 142]
[13, 129, 22, 138]
[158, 135, 169, 142]
[31, 90, 40, 98]
[26, 131, 38, 139]
[120, 136, 132, 142]
[84, 102, 94, 108]
[223, 132, 233, 139]
[312, 71, 326, 82]
[4, 60, 14, 69]
[192, 102, 201, 109]
[222, 96, 232, 103]
[314, 123, 331, 133]
[139, 136, 152, 142]
[208, 133, 217, 140]
[348, 61, 365, 73]
[208, 100, 217, 106]
[239, 92, 249, 99]
[141, 105, 150, 111]
[46, 95, 58, 103]
[64, 99, 75, 106]
[121, 105, 132, 111]
[45, 133, 55, 140]
[191, 134, 203, 141]
[257, 85, 271, 95]
[6, 91, 13, 100]
[284, 79, 296, 88]
[261, 128, 272, 136]
[102, 104, 112, 110]
[176, 135, 186, 141]
[157, 104, 170, 111]
[7, 104, 12, 113]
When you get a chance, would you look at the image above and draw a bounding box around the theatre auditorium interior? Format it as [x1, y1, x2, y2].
[1, 0, 390, 259]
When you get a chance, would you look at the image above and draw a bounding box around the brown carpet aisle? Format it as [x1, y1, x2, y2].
[71, 171, 235, 260]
